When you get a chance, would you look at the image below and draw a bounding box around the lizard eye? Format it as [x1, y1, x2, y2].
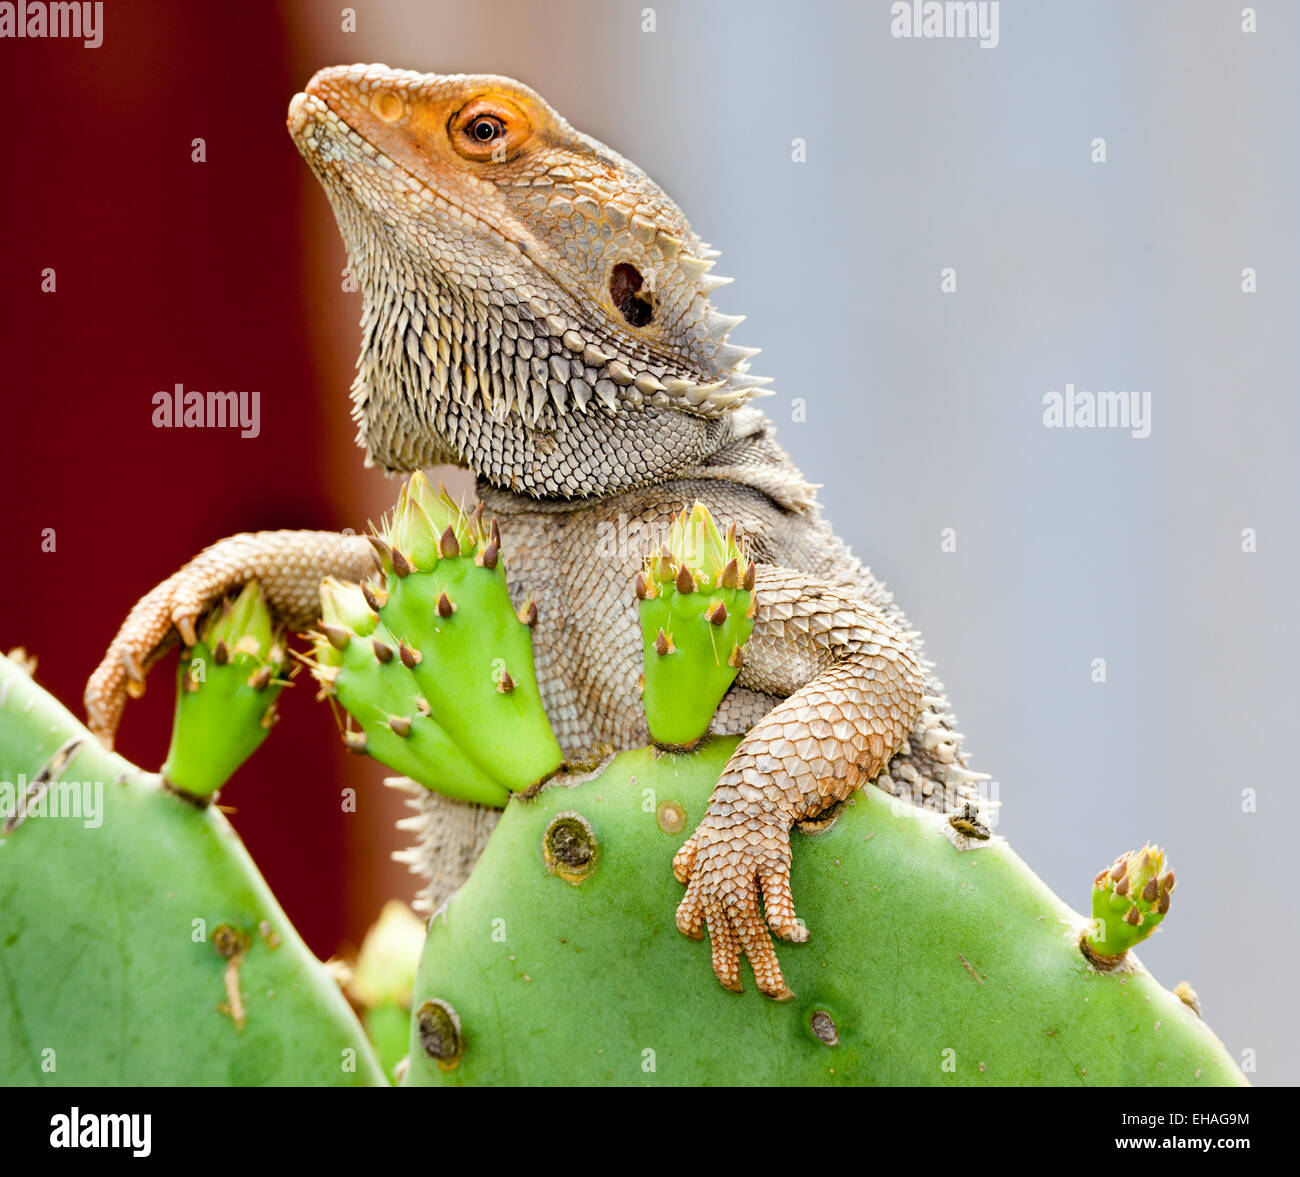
[469, 116, 504, 143]
[450, 98, 531, 162]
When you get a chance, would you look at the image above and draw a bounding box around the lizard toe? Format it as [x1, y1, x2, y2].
[704, 899, 744, 993]
[726, 876, 794, 1000]
[760, 867, 807, 943]
[84, 655, 127, 748]
[739, 927, 793, 1000]
[671, 832, 699, 884]
[675, 884, 706, 941]
[85, 578, 183, 746]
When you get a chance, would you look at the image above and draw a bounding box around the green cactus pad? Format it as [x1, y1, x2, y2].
[1087, 844, 1175, 959]
[637, 503, 756, 749]
[308, 579, 510, 808]
[160, 582, 288, 799]
[0, 654, 385, 1086]
[372, 475, 561, 793]
[378, 559, 558, 792]
[306, 474, 561, 799]
[405, 740, 1244, 1087]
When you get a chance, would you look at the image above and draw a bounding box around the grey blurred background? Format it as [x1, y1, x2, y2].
[290, 0, 1296, 1083]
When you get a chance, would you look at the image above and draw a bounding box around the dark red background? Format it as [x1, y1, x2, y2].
[1, 2, 429, 959]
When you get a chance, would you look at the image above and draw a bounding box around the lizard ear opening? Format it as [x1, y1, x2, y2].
[609, 262, 654, 327]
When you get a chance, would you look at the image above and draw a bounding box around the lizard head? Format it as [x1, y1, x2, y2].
[288, 64, 769, 481]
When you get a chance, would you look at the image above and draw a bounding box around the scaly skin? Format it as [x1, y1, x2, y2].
[85, 65, 988, 999]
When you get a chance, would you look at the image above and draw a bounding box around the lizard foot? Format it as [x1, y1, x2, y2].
[85, 572, 195, 747]
[85, 530, 377, 748]
[673, 811, 806, 1000]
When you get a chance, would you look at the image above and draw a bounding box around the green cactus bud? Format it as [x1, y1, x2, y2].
[320, 575, 380, 639]
[637, 502, 756, 749]
[160, 581, 289, 800]
[1086, 843, 1176, 960]
[306, 579, 511, 808]
[350, 900, 427, 1082]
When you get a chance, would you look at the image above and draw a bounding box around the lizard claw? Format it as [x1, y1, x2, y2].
[85, 568, 232, 747]
[121, 649, 147, 697]
[176, 614, 199, 648]
[673, 810, 800, 1000]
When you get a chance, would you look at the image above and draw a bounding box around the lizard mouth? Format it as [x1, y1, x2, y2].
[286, 90, 312, 133]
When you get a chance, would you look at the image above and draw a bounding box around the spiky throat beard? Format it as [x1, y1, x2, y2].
[325, 197, 744, 496]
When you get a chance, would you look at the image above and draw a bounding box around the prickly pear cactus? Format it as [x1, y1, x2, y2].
[404, 742, 1245, 1087]
[306, 473, 561, 802]
[309, 578, 512, 807]
[0, 654, 385, 1087]
[636, 503, 755, 749]
[0, 485, 1249, 1089]
[395, 497, 1245, 1087]
[347, 900, 426, 1083]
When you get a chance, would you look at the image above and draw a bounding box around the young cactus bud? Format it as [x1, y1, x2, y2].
[371, 473, 562, 793]
[1085, 843, 1176, 961]
[349, 900, 426, 1082]
[161, 581, 289, 800]
[304, 578, 511, 808]
[637, 502, 756, 749]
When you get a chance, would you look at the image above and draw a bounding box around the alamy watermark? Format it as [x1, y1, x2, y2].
[890, 1, 1000, 49]
[152, 383, 261, 438]
[49, 1108, 150, 1157]
[1043, 383, 1151, 438]
[595, 512, 666, 562]
[0, 1, 103, 47]
[0, 774, 104, 831]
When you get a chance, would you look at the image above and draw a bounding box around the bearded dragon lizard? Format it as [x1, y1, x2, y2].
[85, 65, 988, 1000]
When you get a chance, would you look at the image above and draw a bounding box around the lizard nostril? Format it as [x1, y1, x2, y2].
[371, 91, 404, 122]
[609, 262, 654, 327]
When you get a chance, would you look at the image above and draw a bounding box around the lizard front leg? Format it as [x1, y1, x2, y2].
[85, 531, 377, 746]
[673, 566, 924, 999]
